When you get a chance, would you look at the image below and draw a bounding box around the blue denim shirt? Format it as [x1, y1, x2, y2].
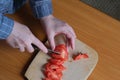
[0, 0, 53, 39]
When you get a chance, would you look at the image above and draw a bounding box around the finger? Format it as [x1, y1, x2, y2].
[18, 44, 25, 52]
[67, 30, 76, 49]
[67, 35, 75, 50]
[25, 42, 34, 53]
[65, 24, 76, 38]
[9, 41, 17, 48]
[56, 27, 75, 49]
[6, 38, 17, 48]
[70, 36, 75, 50]
[15, 39, 25, 52]
[47, 34, 55, 50]
[64, 31, 75, 50]
[56, 25, 76, 39]
[70, 28, 76, 38]
[33, 38, 48, 53]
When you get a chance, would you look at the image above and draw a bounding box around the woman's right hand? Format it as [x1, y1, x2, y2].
[6, 21, 48, 53]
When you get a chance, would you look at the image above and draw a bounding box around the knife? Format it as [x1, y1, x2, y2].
[32, 44, 60, 54]
[47, 49, 60, 54]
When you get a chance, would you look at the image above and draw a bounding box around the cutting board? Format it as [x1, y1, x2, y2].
[25, 38, 98, 80]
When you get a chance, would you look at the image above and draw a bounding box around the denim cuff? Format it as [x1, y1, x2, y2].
[13, 0, 27, 13]
[30, 0, 53, 18]
[0, 15, 14, 39]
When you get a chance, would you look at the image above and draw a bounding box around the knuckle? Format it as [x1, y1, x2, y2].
[63, 22, 68, 27]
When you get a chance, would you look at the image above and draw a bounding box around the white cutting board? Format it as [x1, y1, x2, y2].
[25, 39, 98, 80]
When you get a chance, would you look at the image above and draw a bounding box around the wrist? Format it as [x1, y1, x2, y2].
[40, 14, 54, 22]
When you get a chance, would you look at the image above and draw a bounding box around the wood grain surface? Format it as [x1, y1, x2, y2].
[0, 0, 120, 80]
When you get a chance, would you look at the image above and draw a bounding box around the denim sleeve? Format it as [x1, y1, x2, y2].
[13, 0, 27, 13]
[0, 14, 14, 39]
[29, 0, 53, 18]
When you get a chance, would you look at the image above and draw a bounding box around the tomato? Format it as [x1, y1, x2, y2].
[45, 72, 58, 80]
[45, 63, 66, 71]
[43, 44, 68, 80]
[45, 63, 59, 71]
[49, 59, 64, 65]
[44, 69, 62, 80]
[43, 78, 51, 80]
[73, 53, 89, 60]
[51, 44, 68, 60]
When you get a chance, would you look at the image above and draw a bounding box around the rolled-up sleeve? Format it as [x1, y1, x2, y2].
[0, 14, 14, 39]
[29, 0, 53, 18]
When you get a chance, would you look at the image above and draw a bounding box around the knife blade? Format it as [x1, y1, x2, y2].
[32, 44, 60, 54]
[48, 49, 60, 54]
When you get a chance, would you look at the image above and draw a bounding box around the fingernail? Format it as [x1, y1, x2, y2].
[44, 48, 48, 53]
[52, 46, 55, 51]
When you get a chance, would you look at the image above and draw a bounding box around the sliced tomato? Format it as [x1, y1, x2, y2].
[42, 78, 51, 80]
[49, 59, 64, 65]
[46, 71, 59, 80]
[57, 72, 62, 79]
[51, 44, 68, 60]
[45, 63, 65, 71]
[73, 53, 89, 60]
[43, 44, 68, 80]
[44, 63, 65, 80]
[46, 63, 59, 71]
[55, 66, 66, 73]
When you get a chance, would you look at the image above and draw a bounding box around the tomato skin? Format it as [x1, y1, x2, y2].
[73, 53, 89, 60]
[51, 44, 68, 60]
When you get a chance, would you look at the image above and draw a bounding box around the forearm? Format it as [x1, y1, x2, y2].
[0, 14, 14, 39]
[29, 0, 53, 18]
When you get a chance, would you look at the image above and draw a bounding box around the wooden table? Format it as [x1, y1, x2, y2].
[0, 0, 120, 80]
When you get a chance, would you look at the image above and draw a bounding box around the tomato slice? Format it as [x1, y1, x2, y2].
[45, 71, 59, 80]
[49, 59, 64, 65]
[73, 53, 89, 60]
[43, 78, 52, 80]
[51, 44, 68, 61]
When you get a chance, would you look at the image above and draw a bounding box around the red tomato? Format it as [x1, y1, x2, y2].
[43, 44, 68, 80]
[51, 44, 68, 60]
[46, 71, 59, 80]
[49, 59, 64, 65]
[46, 63, 59, 71]
[44, 60, 66, 80]
[45, 69, 62, 80]
[45, 63, 66, 72]
[43, 78, 51, 80]
[73, 53, 89, 60]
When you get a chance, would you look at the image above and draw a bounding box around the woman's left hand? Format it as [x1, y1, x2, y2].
[40, 15, 76, 50]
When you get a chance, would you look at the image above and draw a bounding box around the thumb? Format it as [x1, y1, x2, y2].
[48, 34, 55, 50]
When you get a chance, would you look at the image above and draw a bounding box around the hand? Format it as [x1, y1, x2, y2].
[6, 21, 48, 53]
[40, 15, 76, 50]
